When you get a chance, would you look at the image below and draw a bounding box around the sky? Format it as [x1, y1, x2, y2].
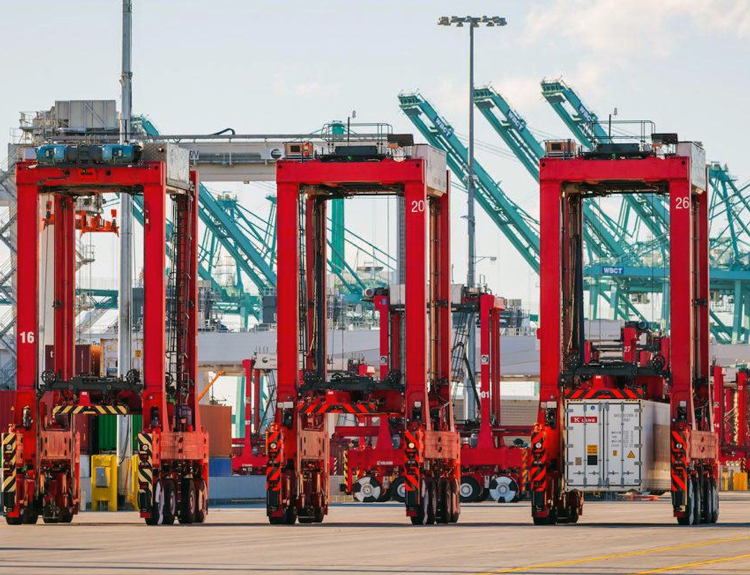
[2, 0, 749, 314]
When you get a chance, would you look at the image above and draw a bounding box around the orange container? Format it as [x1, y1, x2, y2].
[0, 389, 15, 431]
[199, 404, 233, 457]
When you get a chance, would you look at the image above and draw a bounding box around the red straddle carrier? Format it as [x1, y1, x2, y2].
[532, 141, 719, 525]
[3, 147, 208, 526]
[265, 145, 461, 525]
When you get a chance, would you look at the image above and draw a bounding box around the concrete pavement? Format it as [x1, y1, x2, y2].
[2, 494, 750, 574]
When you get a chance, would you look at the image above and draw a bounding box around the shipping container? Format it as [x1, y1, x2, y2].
[208, 457, 232, 477]
[564, 399, 670, 492]
[200, 404, 233, 457]
[98, 414, 118, 452]
[96, 414, 142, 453]
[45, 344, 102, 375]
[100, 338, 143, 378]
[0, 389, 15, 431]
[75, 415, 93, 454]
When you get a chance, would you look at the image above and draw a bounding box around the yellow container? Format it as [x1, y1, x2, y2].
[127, 454, 140, 510]
[734, 472, 748, 491]
[91, 454, 118, 511]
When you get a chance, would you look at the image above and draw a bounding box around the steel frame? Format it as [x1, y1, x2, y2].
[713, 366, 749, 466]
[532, 153, 719, 526]
[232, 358, 269, 474]
[265, 156, 460, 525]
[458, 293, 527, 503]
[2, 161, 208, 526]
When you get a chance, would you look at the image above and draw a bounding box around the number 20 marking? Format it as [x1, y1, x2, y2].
[675, 197, 690, 210]
[410, 200, 426, 213]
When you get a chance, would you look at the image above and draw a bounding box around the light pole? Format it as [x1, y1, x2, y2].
[119, 0, 134, 461]
[475, 255, 498, 265]
[438, 15, 506, 290]
[439, 15, 506, 420]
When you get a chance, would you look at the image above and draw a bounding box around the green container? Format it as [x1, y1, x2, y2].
[96, 414, 143, 453]
[131, 414, 143, 452]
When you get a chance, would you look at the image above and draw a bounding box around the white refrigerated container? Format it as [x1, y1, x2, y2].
[564, 399, 670, 492]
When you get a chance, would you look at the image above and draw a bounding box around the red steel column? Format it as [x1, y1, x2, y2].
[53, 195, 76, 382]
[253, 368, 262, 433]
[276, 182, 300, 404]
[696, 188, 709, 384]
[738, 371, 748, 450]
[14, 170, 40, 413]
[186, 172, 200, 428]
[374, 295, 390, 380]
[241, 359, 254, 439]
[669, 176, 695, 424]
[479, 295, 491, 429]
[433, 187, 452, 427]
[404, 177, 429, 425]
[538, 178, 562, 421]
[491, 302, 502, 425]
[142, 170, 169, 429]
[712, 366, 724, 444]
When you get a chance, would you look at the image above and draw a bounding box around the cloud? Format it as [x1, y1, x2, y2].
[434, 77, 468, 118]
[293, 81, 341, 98]
[272, 71, 341, 98]
[525, 0, 750, 57]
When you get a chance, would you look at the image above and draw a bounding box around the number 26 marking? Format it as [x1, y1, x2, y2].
[675, 197, 690, 210]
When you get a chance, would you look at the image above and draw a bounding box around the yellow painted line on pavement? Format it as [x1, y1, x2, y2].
[471, 535, 750, 575]
[630, 551, 750, 574]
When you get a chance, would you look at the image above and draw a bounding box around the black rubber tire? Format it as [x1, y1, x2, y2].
[162, 480, 177, 525]
[194, 479, 208, 524]
[21, 504, 39, 525]
[298, 515, 313, 523]
[677, 478, 693, 526]
[426, 479, 437, 525]
[353, 475, 383, 503]
[449, 479, 460, 523]
[701, 475, 711, 524]
[568, 505, 579, 524]
[312, 506, 324, 523]
[710, 478, 719, 523]
[390, 476, 406, 503]
[179, 480, 196, 524]
[692, 476, 701, 525]
[59, 508, 73, 524]
[145, 479, 163, 525]
[5, 512, 23, 525]
[42, 514, 58, 524]
[459, 476, 481, 503]
[436, 479, 450, 524]
[410, 478, 429, 525]
[268, 515, 284, 525]
[533, 515, 551, 525]
[283, 505, 297, 525]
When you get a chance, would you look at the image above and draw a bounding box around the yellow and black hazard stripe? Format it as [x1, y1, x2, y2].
[301, 401, 379, 415]
[521, 448, 530, 491]
[564, 388, 644, 400]
[403, 430, 421, 496]
[529, 427, 547, 492]
[342, 451, 351, 493]
[2, 432, 18, 508]
[265, 427, 282, 493]
[137, 432, 154, 510]
[671, 430, 688, 493]
[53, 404, 129, 416]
